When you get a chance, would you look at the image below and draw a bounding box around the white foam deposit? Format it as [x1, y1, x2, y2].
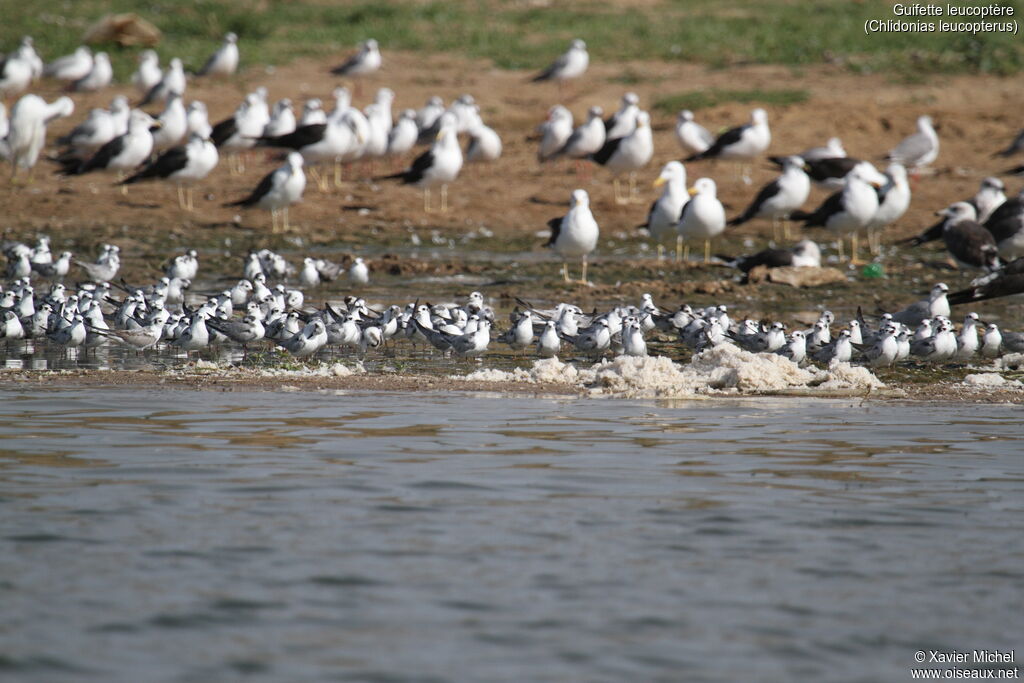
[963, 373, 1023, 388]
[454, 343, 884, 398]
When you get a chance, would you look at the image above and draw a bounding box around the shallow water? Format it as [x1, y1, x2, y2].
[0, 389, 1020, 682]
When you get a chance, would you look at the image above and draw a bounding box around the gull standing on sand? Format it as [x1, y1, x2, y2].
[675, 110, 713, 156]
[604, 92, 639, 139]
[6, 94, 74, 180]
[678, 177, 726, 263]
[380, 113, 462, 212]
[44, 46, 92, 82]
[727, 155, 810, 240]
[792, 168, 879, 262]
[546, 189, 599, 283]
[685, 108, 771, 183]
[553, 105, 605, 175]
[224, 152, 306, 233]
[198, 32, 239, 77]
[537, 105, 574, 163]
[866, 162, 911, 254]
[71, 51, 112, 92]
[935, 203, 1000, 271]
[132, 50, 161, 95]
[59, 110, 158, 185]
[886, 115, 939, 170]
[140, 58, 186, 107]
[592, 110, 653, 204]
[332, 39, 382, 78]
[531, 39, 588, 93]
[639, 161, 688, 260]
[121, 133, 219, 211]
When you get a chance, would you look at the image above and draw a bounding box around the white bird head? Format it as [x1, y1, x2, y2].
[751, 108, 768, 125]
[365, 39, 379, 51]
[688, 177, 717, 197]
[678, 109, 695, 122]
[588, 105, 603, 119]
[654, 160, 685, 188]
[885, 162, 908, 183]
[570, 188, 589, 207]
[286, 151, 305, 168]
[225, 32, 238, 43]
[938, 202, 976, 223]
[571, 39, 587, 50]
[623, 92, 639, 106]
[635, 111, 650, 128]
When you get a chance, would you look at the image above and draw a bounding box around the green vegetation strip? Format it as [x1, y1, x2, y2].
[1, 0, 1021, 83]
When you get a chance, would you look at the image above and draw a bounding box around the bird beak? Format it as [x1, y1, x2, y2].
[653, 177, 667, 188]
[436, 129, 446, 141]
[687, 186, 699, 196]
[149, 121, 163, 132]
[870, 181, 882, 189]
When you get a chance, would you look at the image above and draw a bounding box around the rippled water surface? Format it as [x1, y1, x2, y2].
[1, 389, 1021, 682]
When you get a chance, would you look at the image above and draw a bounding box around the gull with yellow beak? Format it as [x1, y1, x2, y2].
[592, 110, 653, 204]
[638, 161, 688, 261]
[380, 112, 462, 212]
[677, 177, 726, 263]
[546, 189, 599, 283]
[791, 167, 880, 263]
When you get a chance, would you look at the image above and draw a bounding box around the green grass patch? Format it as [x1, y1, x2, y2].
[1, 0, 1021, 81]
[653, 88, 810, 114]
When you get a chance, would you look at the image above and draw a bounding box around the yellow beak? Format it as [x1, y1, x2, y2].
[687, 186, 699, 196]
[436, 129, 446, 141]
[652, 177, 667, 188]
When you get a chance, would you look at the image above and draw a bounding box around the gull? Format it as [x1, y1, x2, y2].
[332, 39, 381, 79]
[537, 105, 574, 163]
[207, 315, 265, 348]
[380, 113, 462, 212]
[983, 188, 1024, 261]
[387, 109, 419, 157]
[774, 156, 886, 190]
[6, 94, 74, 180]
[186, 101, 212, 139]
[886, 115, 939, 170]
[639, 161, 688, 260]
[362, 102, 390, 162]
[537, 320, 561, 358]
[300, 98, 325, 125]
[55, 95, 128, 161]
[299, 258, 323, 288]
[685, 108, 771, 182]
[0, 51, 33, 97]
[260, 114, 359, 189]
[166, 250, 198, 281]
[152, 92, 187, 150]
[799, 137, 846, 161]
[0, 311, 25, 341]
[546, 188, 599, 283]
[727, 155, 810, 240]
[224, 152, 306, 232]
[777, 330, 807, 364]
[264, 99, 297, 138]
[71, 51, 112, 92]
[131, 50, 161, 95]
[981, 324, 1003, 358]
[212, 92, 267, 173]
[675, 110, 713, 156]
[719, 240, 821, 279]
[604, 92, 639, 140]
[349, 257, 369, 285]
[48, 313, 87, 350]
[44, 47, 93, 82]
[948, 257, 1024, 306]
[791, 168, 879, 262]
[466, 117, 502, 163]
[866, 163, 911, 254]
[497, 310, 535, 351]
[564, 318, 612, 355]
[859, 325, 899, 367]
[973, 177, 1006, 223]
[811, 329, 853, 364]
[890, 283, 950, 327]
[92, 320, 164, 351]
[910, 318, 957, 361]
[416, 96, 445, 136]
[678, 177, 726, 263]
[530, 39, 588, 95]
[59, 110, 158, 186]
[172, 311, 211, 352]
[121, 133, 219, 210]
[731, 321, 787, 352]
[140, 58, 186, 107]
[955, 312, 981, 359]
[621, 318, 647, 357]
[934, 202, 1000, 272]
[995, 128, 1024, 158]
[592, 110, 653, 204]
[552, 105, 604, 178]
[31, 251, 71, 280]
[198, 32, 239, 77]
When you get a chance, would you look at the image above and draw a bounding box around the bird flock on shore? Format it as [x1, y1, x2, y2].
[3, 30, 1024, 374]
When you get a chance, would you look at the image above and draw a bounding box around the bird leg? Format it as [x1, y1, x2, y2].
[334, 159, 343, 187]
[579, 255, 589, 284]
[683, 244, 690, 262]
[271, 208, 279, 234]
[237, 154, 246, 174]
[704, 240, 712, 264]
[656, 244, 665, 262]
[118, 172, 127, 196]
[628, 172, 640, 203]
[836, 238, 845, 262]
[423, 188, 432, 213]
[771, 216, 780, 242]
[850, 234, 863, 265]
[675, 236, 683, 262]
[440, 184, 448, 213]
[187, 188, 195, 211]
[282, 206, 291, 233]
[176, 184, 186, 210]
[613, 178, 628, 205]
[561, 262, 570, 282]
[783, 218, 792, 241]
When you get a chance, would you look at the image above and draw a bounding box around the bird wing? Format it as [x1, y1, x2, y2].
[226, 167, 277, 207]
[889, 132, 931, 163]
[330, 51, 362, 76]
[804, 157, 859, 184]
[983, 198, 1023, 243]
[729, 179, 781, 225]
[944, 222, 996, 268]
[544, 216, 563, 247]
[687, 124, 746, 161]
[71, 133, 125, 175]
[400, 147, 436, 184]
[259, 123, 327, 150]
[531, 52, 568, 82]
[591, 135, 622, 166]
[123, 144, 189, 183]
[210, 116, 238, 147]
[792, 190, 844, 227]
